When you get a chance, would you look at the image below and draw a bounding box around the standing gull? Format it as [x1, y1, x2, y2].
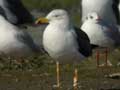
[81, 12, 120, 67]
[81, 0, 119, 24]
[35, 9, 92, 88]
[0, 0, 33, 25]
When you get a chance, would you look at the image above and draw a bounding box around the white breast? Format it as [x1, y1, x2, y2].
[81, 20, 115, 48]
[43, 24, 85, 63]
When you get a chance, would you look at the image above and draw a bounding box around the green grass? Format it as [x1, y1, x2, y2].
[22, 0, 81, 26]
[22, 0, 80, 10]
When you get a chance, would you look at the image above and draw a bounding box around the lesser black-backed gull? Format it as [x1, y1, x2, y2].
[36, 9, 92, 88]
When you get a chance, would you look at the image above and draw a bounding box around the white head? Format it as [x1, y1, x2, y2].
[36, 9, 70, 26]
[84, 12, 101, 21]
[46, 9, 69, 23]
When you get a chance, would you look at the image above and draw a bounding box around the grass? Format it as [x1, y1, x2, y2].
[0, 50, 120, 90]
[22, 0, 81, 26]
[22, 0, 80, 10]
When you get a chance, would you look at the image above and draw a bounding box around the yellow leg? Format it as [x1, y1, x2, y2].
[73, 67, 78, 90]
[56, 61, 60, 88]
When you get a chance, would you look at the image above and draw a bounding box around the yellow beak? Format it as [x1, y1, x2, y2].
[35, 17, 49, 24]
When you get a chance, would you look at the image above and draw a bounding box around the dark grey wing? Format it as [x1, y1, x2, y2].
[16, 30, 41, 53]
[99, 20, 120, 46]
[74, 26, 90, 42]
[74, 26, 92, 57]
[112, 0, 120, 24]
[5, 0, 34, 25]
[107, 25, 120, 46]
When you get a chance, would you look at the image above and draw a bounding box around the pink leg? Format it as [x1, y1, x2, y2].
[105, 48, 108, 67]
[96, 51, 100, 67]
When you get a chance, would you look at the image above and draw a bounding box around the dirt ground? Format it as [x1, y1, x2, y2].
[0, 64, 120, 90]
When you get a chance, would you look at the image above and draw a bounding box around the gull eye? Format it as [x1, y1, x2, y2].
[90, 16, 93, 19]
[54, 15, 59, 17]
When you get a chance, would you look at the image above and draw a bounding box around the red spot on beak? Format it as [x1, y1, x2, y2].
[96, 16, 101, 21]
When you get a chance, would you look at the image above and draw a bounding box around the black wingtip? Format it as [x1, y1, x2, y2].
[91, 44, 99, 49]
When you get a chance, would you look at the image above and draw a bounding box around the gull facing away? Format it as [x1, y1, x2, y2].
[0, 0, 33, 25]
[36, 9, 92, 88]
[0, 8, 40, 58]
[81, 12, 120, 67]
[81, 0, 119, 24]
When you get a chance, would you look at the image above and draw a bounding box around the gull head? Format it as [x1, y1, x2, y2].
[46, 9, 69, 22]
[35, 9, 70, 25]
[85, 12, 101, 21]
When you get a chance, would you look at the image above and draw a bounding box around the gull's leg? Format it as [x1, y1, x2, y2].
[56, 61, 60, 88]
[96, 51, 100, 67]
[105, 48, 108, 67]
[73, 66, 78, 90]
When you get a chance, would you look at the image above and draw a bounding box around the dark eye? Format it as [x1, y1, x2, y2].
[55, 15, 59, 17]
[90, 16, 93, 19]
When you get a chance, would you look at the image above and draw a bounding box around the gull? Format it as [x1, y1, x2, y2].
[81, 0, 119, 24]
[0, 7, 40, 58]
[81, 12, 120, 67]
[35, 9, 92, 88]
